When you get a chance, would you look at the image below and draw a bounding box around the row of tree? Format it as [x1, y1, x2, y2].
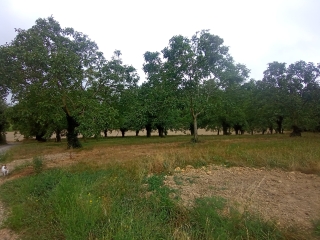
[0, 17, 319, 147]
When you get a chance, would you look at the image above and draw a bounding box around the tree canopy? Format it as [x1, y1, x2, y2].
[1, 17, 320, 147]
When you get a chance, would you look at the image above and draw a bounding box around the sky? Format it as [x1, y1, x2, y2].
[1, 0, 320, 83]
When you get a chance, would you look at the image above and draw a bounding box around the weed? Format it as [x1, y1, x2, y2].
[314, 219, 320, 237]
[32, 156, 44, 174]
[189, 196, 284, 239]
[0, 152, 8, 163]
[173, 175, 184, 185]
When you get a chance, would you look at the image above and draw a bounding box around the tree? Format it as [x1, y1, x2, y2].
[142, 51, 182, 137]
[261, 62, 288, 133]
[106, 50, 139, 137]
[0, 100, 8, 144]
[261, 61, 320, 136]
[286, 61, 320, 135]
[0, 17, 117, 148]
[162, 30, 243, 142]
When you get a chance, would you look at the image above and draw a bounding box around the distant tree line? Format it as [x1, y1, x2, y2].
[0, 17, 319, 147]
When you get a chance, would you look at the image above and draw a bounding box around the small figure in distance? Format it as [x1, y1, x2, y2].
[1, 165, 9, 176]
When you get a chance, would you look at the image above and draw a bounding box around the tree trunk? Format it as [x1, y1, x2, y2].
[36, 133, 46, 142]
[56, 129, 61, 142]
[0, 132, 6, 144]
[234, 125, 238, 135]
[66, 114, 81, 149]
[269, 126, 274, 134]
[189, 123, 194, 135]
[135, 130, 139, 136]
[104, 129, 108, 138]
[157, 125, 165, 138]
[192, 115, 198, 142]
[222, 123, 229, 135]
[276, 116, 284, 134]
[234, 124, 242, 135]
[146, 124, 152, 137]
[120, 128, 127, 138]
[290, 125, 302, 137]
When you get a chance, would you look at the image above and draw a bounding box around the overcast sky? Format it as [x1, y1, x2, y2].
[1, 0, 319, 83]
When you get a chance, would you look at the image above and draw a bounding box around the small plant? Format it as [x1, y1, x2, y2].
[314, 219, 320, 237]
[33, 156, 44, 174]
[0, 152, 7, 163]
[173, 175, 184, 185]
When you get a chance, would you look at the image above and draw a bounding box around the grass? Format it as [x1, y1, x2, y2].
[312, 218, 320, 237]
[0, 164, 284, 240]
[0, 152, 8, 164]
[6, 133, 320, 174]
[31, 156, 44, 174]
[1, 132, 320, 239]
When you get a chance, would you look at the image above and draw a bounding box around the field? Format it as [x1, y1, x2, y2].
[0, 132, 320, 239]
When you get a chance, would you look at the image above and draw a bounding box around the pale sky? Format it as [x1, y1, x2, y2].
[1, 0, 319, 83]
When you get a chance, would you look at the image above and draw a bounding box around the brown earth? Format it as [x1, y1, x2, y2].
[1, 137, 320, 239]
[164, 165, 320, 235]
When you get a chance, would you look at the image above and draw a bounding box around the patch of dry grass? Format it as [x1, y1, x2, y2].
[5, 133, 320, 175]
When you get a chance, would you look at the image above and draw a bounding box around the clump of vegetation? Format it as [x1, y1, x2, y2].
[0, 152, 8, 163]
[32, 156, 44, 174]
[314, 219, 320, 237]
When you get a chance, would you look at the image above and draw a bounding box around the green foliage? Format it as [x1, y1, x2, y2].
[259, 61, 320, 133]
[2, 17, 320, 143]
[1, 17, 134, 147]
[159, 30, 249, 141]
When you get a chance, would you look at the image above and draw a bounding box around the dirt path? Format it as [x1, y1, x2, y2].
[165, 165, 320, 234]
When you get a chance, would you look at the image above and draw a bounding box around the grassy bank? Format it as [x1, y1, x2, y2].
[1, 133, 320, 239]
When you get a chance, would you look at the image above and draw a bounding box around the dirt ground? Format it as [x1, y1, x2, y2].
[165, 165, 320, 233]
[1, 138, 320, 239]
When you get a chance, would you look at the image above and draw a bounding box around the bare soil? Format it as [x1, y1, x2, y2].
[165, 165, 320, 234]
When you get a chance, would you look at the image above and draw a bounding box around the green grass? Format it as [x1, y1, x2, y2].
[189, 196, 283, 239]
[0, 152, 8, 163]
[32, 156, 44, 174]
[314, 219, 320, 237]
